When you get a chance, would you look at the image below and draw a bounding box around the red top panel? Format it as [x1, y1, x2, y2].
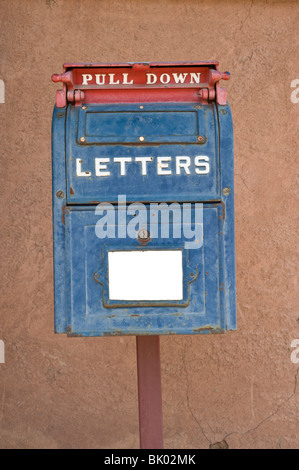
[52, 61, 229, 107]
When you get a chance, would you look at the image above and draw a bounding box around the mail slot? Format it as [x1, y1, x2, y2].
[51, 61, 236, 336]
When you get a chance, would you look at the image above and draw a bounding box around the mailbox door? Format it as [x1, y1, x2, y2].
[65, 204, 227, 336]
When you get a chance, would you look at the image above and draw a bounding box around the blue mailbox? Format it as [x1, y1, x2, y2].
[51, 61, 236, 336]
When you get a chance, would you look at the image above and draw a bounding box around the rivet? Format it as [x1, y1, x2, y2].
[139, 106, 144, 109]
[56, 190, 65, 199]
[197, 136, 206, 143]
[138, 228, 150, 240]
[139, 136, 145, 142]
[80, 137, 86, 143]
[223, 187, 231, 196]
[81, 106, 87, 110]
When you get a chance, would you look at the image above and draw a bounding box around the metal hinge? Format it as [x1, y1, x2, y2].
[52, 72, 85, 107]
[198, 70, 230, 105]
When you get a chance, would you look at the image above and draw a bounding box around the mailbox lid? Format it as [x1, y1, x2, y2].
[64, 203, 230, 336]
[66, 102, 220, 204]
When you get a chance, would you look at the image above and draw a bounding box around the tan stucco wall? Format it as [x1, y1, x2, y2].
[0, 0, 298, 449]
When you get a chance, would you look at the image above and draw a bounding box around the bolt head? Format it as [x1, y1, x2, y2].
[138, 228, 150, 240]
[56, 190, 65, 199]
[223, 187, 231, 196]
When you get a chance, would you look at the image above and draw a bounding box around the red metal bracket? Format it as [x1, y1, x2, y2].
[67, 90, 85, 105]
[52, 71, 86, 107]
[132, 63, 150, 72]
[52, 62, 230, 107]
[52, 71, 73, 86]
[198, 70, 230, 104]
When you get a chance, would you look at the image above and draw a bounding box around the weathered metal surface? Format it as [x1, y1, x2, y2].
[62, 204, 229, 336]
[66, 102, 219, 205]
[51, 61, 236, 337]
[52, 106, 67, 333]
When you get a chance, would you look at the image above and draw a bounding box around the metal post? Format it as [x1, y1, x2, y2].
[136, 335, 164, 449]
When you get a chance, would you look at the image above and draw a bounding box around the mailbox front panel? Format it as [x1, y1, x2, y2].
[66, 103, 220, 204]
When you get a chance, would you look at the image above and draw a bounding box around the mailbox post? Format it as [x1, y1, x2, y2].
[51, 61, 236, 448]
